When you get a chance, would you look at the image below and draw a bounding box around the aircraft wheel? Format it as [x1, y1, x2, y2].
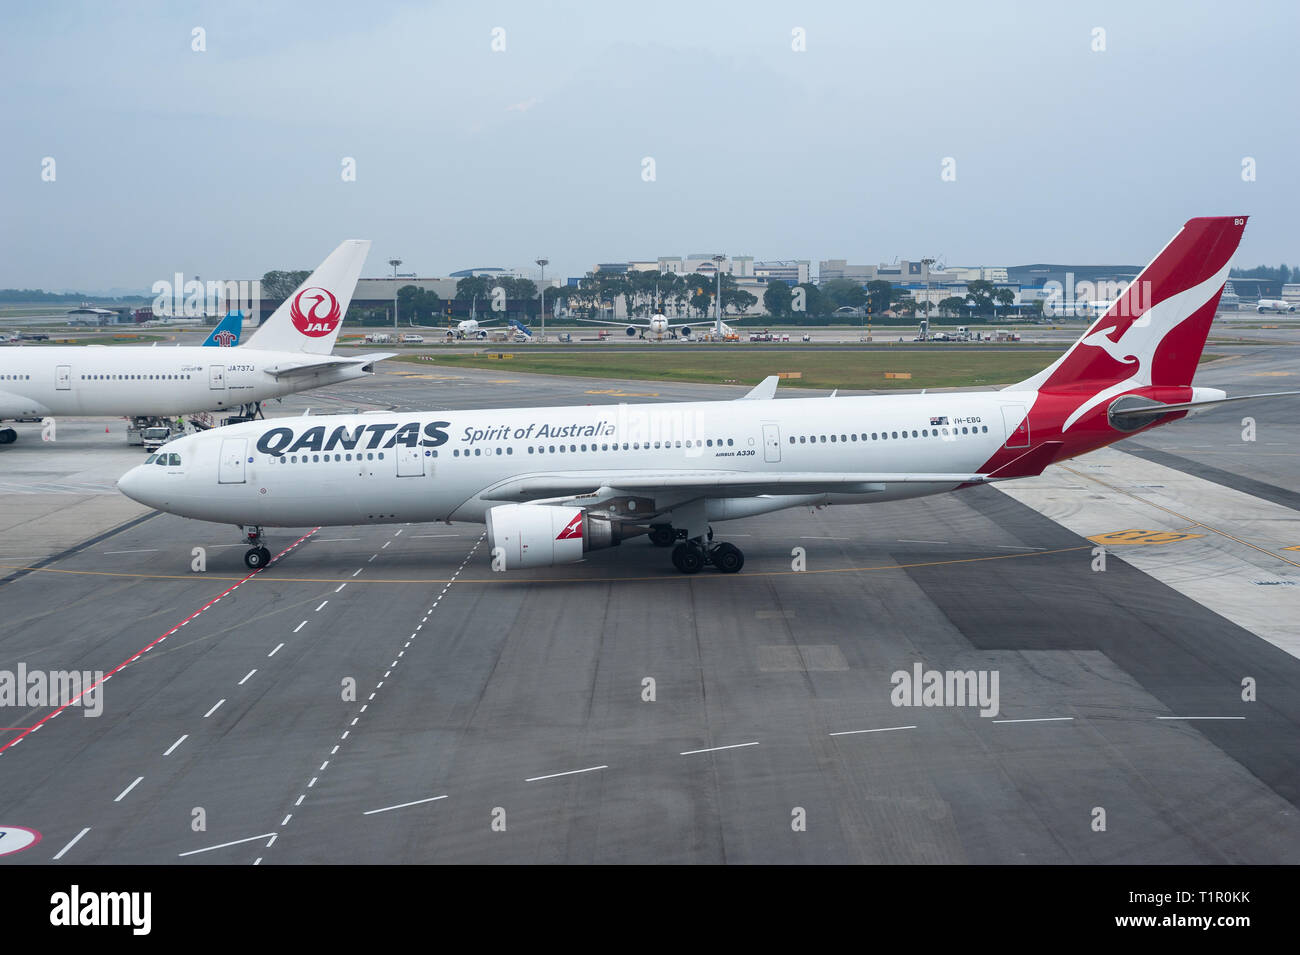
[711, 542, 744, 574]
[245, 547, 266, 570]
[648, 525, 675, 547]
[0, 428, 16, 445]
[672, 542, 704, 574]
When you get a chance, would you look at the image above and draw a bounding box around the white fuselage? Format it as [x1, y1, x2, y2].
[0, 345, 374, 418]
[118, 391, 1024, 529]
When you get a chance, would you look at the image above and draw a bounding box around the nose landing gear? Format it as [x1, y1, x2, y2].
[241, 526, 272, 570]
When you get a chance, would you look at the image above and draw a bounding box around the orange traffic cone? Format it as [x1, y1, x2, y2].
[105, 426, 110, 433]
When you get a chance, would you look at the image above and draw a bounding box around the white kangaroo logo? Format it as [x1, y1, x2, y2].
[1061, 262, 1231, 432]
[1078, 326, 1140, 367]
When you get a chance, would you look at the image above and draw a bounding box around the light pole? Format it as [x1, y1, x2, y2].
[535, 258, 548, 341]
[712, 253, 725, 339]
[388, 258, 402, 329]
[921, 257, 935, 336]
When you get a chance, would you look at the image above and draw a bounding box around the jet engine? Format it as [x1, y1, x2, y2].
[625, 325, 639, 337]
[679, 325, 693, 338]
[486, 503, 645, 569]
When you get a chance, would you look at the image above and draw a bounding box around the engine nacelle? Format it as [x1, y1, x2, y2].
[679, 325, 692, 338]
[625, 325, 638, 337]
[487, 503, 644, 569]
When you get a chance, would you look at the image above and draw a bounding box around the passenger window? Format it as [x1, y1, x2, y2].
[378, 452, 385, 459]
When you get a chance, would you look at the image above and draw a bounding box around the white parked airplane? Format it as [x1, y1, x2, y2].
[0, 240, 388, 444]
[580, 313, 717, 341]
[446, 318, 496, 339]
[119, 217, 1297, 573]
[1256, 298, 1296, 313]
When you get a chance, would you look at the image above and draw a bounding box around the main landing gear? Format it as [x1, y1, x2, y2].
[241, 525, 272, 570]
[0, 427, 16, 445]
[661, 524, 744, 575]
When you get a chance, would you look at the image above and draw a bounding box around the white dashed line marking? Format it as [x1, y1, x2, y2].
[295, 794, 305, 807]
[204, 699, 225, 718]
[238, 669, 257, 686]
[163, 734, 188, 756]
[1156, 716, 1246, 721]
[353, 568, 363, 576]
[114, 776, 144, 802]
[52, 827, 90, 861]
[525, 765, 608, 782]
[680, 742, 759, 756]
[177, 833, 277, 857]
[315, 601, 328, 612]
[829, 725, 916, 737]
[992, 717, 1075, 724]
[363, 795, 447, 815]
[281, 814, 292, 827]
[335, 583, 347, 593]
[293, 621, 307, 633]
[268, 643, 284, 658]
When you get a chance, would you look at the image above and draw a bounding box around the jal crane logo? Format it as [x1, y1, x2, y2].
[289, 286, 342, 337]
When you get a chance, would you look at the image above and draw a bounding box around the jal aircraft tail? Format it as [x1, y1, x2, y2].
[245, 239, 371, 355]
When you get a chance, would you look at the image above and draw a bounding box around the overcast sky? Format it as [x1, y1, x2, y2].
[2, 0, 1296, 291]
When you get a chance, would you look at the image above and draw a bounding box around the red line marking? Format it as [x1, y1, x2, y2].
[0, 527, 319, 757]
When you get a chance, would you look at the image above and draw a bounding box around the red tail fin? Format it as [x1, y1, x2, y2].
[1017, 217, 1247, 400]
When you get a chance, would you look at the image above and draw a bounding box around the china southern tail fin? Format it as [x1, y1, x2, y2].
[245, 239, 371, 355]
[201, 310, 243, 347]
[1013, 217, 1247, 397]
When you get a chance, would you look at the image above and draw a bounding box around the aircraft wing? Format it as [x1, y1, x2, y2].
[262, 353, 397, 379]
[576, 318, 640, 328]
[479, 468, 988, 503]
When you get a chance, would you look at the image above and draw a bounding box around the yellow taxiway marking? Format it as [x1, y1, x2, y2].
[1087, 529, 1205, 546]
[1284, 545, 1300, 552]
[0, 544, 1089, 586]
[1247, 371, 1293, 377]
[1061, 464, 1300, 569]
[484, 379, 520, 384]
[585, 389, 660, 397]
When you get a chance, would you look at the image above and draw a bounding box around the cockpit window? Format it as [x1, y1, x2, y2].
[168, 453, 181, 466]
[144, 454, 157, 464]
[155, 455, 168, 466]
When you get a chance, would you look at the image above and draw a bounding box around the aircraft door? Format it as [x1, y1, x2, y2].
[209, 365, 226, 390]
[1001, 404, 1030, 449]
[762, 423, 782, 463]
[56, 365, 71, 390]
[396, 445, 424, 477]
[218, 438, 247, 484]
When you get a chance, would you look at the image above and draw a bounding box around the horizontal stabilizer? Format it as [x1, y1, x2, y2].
[263, 352, 395, 380]
[1112, 390, 1300, 419]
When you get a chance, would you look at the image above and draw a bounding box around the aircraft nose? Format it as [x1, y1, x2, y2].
[117, 464, 157, 507]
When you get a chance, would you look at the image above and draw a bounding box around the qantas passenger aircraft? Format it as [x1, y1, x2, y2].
[0, 240, 388, 444]
[119, 217, 1294, 573]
